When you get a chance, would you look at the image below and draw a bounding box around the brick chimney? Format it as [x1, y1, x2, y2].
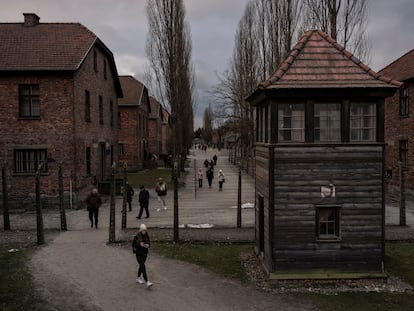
[23, 13, 40, 26]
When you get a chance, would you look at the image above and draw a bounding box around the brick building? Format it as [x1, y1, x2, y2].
[379, 49, 414, 198]
[161, 106, 172, 157]
[118, 76, 151, 171]
[148, 96, 163, 158]
[0, 13, 123, 205]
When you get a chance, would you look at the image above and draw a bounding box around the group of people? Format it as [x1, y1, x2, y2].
[198, 154, 225, 191]
[84, 157, 228, 289]
[85, 182, 162, 289]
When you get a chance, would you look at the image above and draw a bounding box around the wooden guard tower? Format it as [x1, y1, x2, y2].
[248, 30, 401, 279]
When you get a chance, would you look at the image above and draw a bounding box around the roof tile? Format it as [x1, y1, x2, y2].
[378, 49, 414, 82]
[259, 30, 402, 89]
[0, 21, 96, 70]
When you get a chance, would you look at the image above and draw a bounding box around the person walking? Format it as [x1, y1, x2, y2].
[218, 169, 225, 192]
[137, 185, 150, 219]
[85, 188, 102, 229]
[213, 154, 218, 165]
[206, 166, 214, 189]
[132, 224, 153, 289]
[155, 178, 167, 212]
[126, 182, 134, 212]
[198, 167, 204, 188]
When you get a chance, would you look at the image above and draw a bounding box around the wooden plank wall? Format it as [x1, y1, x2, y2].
[272, 145, 384, 273]
[255, 145, 272, 272]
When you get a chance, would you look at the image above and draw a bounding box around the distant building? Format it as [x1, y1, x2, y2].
[0, 13, 122, 205]
[378, 49, 414, 198]
[148, 96, 163, 159]
[118, 76, 151, 171]
[248, 30, 400, 278]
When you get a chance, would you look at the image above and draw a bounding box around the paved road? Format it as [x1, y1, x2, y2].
[25, 148, 314, 310]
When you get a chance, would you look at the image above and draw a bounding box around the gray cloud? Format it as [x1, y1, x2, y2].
[1, 0, 413, 129]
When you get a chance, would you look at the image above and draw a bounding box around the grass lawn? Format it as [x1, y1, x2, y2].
[0, 246, 42, 311]
[302, 243, 414, 311]
[153, 242, 414, 310]
[127, 168, 187, 190]
[152, 242, 253, 281]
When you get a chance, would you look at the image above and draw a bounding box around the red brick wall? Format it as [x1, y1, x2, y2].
[0, 45, 119, 203]
[385, 81, 414, 198]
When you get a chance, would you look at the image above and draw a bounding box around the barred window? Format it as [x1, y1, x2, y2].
[86, 147, 91, 177]
[110, 100, 114, 126]
[85, 90, 91, 122]
[316, 206, 341, 241]
[19, 84, 40, 118]
[99, 96, 104, 125]
[400, 87, 409, 117]
[399, 140, 408, 169]
[14, 149, 47, 174]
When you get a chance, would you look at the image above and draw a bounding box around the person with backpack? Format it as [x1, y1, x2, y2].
[132, 224, 153, 289]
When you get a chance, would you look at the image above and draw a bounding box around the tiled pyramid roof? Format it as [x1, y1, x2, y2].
[259, 30, 401, 90]
[378, 49, 414, 82]
[0, 22, 96, 71]
[118, 76, 145, 106]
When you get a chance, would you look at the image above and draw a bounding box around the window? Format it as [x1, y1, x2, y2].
[85, 90, 91, 122]
[400, 87, 409, 117]
[103, 59, 107, 79]
[350, 103, 376, 142]
[86, 147, 91, 177]
[278, 104, 305, 142]
[14, 149, 47, 174]
[93, 50, 98, 72]
[119, 143, 125, 155]
[99, 96, 103, 125]
[19, 84, 40, 118]
[316, 206, 341, 241]
[118, 112, 121, 128]
[399, 140, 408, 169]
[314, 104, 341, 142]
[110, 100, 114, 126]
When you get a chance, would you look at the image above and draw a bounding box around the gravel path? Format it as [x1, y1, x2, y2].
[28, 228, 315, 311]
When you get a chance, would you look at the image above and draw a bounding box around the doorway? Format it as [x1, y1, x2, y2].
[99, 143, 106, 181]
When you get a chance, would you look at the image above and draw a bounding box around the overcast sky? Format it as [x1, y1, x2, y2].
[1, 0, 413, 128]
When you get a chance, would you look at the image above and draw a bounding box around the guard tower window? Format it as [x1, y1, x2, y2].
[278, 104, 305, 142]
[350, 103, 376, 142]
[314, 103, 341, 142]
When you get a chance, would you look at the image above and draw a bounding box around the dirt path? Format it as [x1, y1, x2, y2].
[29, 228, 314, 311]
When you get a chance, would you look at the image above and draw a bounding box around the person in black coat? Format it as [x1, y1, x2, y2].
[85, 188, 102, 229]
[132, 224, 153, 288]
[206, 167, 214, 189]
[137, 185, 150, 219]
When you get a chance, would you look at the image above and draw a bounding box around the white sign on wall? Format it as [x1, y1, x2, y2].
[321, 184, 335, 198]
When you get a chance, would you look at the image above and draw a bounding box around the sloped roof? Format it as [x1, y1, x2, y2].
[259, 30, 401, 90]
[0, 22, 96, 71]
[378, 49, 414, 82]
[118, 76, 145, 106]
[149, 96, 163, 120]
[0, 14, 123, 97]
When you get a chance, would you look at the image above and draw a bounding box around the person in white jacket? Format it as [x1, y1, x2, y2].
[218, 170, 225, 192]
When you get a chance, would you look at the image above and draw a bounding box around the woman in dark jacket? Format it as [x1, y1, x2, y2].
[132, 224, 153, 288]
